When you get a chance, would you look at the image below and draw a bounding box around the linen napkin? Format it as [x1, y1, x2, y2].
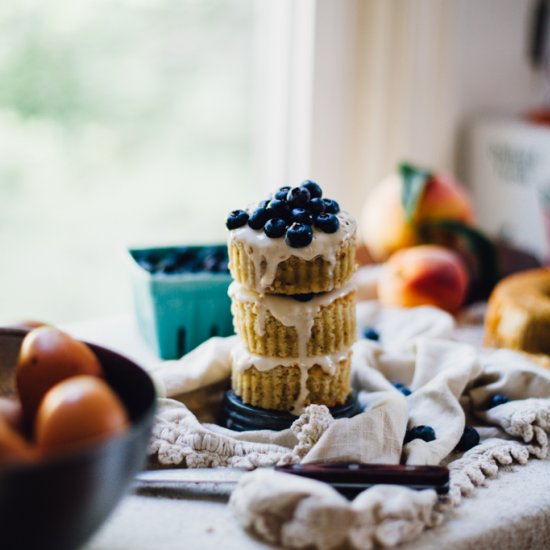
[148, 302, 550, 549]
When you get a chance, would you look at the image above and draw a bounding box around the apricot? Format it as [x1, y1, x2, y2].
[361, 167, 474, 262]
[16, 327, 104, 425]
[378, 245, 469, 313]
[35, 375, 129, 454]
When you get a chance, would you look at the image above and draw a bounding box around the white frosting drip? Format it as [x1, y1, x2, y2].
[231, 344, 350, 414]
[228, 211, 356, 291]
[229, 280, 356, 358]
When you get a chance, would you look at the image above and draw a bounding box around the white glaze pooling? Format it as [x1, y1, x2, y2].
[228, 211, 356, 291]
[231, 343, 350, 413]
[228, 280, 356, 358]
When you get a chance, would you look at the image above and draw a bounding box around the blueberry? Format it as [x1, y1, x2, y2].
[454, 425, 480, 452]
[158, 252, 193, 274]
[264, 217, 287, 238]
[290, 208, 313, 224]
[291, 293, 315, 302]
[248, 208, 272, 230]
[301, 180, 323, 198]
[308, 197, 325, 215]
[314, 213, 340, 233]
[392, 381, 412, 396]
[258, 199, 270, 209]
[267, 199, 291, 219]
[137, 258, 156, 273]
[404, 425, 436, 444]
[226, 209, 249, 230]
[363, 327, 380, 341]
[322, 198, 340, 214]
[285, 222, 313, 248]
[487, 394, 509, 409]
[274, 186, 291, 200]
[287, 186, 311, 208]
[202, 248, 226, 272]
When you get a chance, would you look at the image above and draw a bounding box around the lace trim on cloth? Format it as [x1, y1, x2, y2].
[149, 400, 335, 468]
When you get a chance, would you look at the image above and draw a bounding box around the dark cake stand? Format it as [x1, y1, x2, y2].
[221, 389, 363, 431]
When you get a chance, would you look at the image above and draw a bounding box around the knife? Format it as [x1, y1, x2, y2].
[134, 463, 449, 498]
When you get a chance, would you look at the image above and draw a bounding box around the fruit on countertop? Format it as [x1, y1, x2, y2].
[35, 375, 129, 454]
[378, 245, 469, 313]
[16, 327, 104, 424]
[361, 163, 474, 262]
[226, 180, 346, 248]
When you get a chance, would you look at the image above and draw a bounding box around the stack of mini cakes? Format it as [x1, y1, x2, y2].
[225, 182, 357, 414]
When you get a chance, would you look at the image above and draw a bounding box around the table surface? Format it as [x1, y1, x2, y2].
[68, 315, 550, 550]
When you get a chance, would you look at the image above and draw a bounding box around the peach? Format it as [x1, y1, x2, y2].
[361, 167, 474, 261]
[378, 245, 469, 313]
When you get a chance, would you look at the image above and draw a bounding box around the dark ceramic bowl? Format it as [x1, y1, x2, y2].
[0, 328, 157, 550]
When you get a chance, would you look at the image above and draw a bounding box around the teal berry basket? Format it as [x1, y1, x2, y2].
[127, 244, 234, 360]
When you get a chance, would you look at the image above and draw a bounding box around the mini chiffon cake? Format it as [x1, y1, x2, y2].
[231, 345, 352, 411]
[228, 220, 356, 295]
[229, 281, 356, 358]
[225, 181, 357, 414]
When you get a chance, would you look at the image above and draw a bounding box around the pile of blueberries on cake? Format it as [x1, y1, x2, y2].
[226, 181, 341, 248]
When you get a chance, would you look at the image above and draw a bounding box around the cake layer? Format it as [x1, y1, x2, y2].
[231, 346, 351, 413]
[229, 281, 356, 358]
[228, 211, 356, 294]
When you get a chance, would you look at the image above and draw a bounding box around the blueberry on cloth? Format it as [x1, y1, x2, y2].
[274, 186, 291, 200]
[487, 394, 509, 409]
[314, 213, 340, 233]
[285, 222, 313, 248]
[454, 425, 480, 452]
[290, 208, 314, 224]
[392, 381, 412, 396]
[264, 217, 287, 238]
[404, 425, 436, 444]
[301, 180, 323, 198]
[322, 198, 340, 214]
[248, 208, 272, 230]
[287, 186, 311, 208]
[363, 327, 380, 341]
[267, 199, 291, 219]
[308, 197, 325, 215]
[226, 209, 249, 230]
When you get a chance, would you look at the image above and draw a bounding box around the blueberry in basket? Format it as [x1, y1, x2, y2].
[133, 246, 230, 275]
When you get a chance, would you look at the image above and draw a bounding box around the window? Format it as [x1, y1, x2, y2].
[0, 0, 258, 323]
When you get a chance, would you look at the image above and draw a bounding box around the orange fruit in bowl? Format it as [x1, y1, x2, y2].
[35, 375, 129, 454]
